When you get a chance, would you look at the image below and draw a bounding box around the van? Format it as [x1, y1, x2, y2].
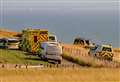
[38, 42, 62, 64]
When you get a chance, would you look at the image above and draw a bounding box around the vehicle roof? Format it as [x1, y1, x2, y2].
[23, 28, 48, 31]
[97, 44, 112, 48]
[42, 41, 58, 44]
[41, 41, 59, 48]
[49, 34, 56, 36]
[0, 38, 6, 40]
[0, 38, 19, 41]
[6, 38, 19, 41]
[75, 37, 89, 41]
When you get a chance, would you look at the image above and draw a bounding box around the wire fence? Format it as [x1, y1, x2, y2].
[0, 63, 80, 69]
[62, 44, 89, 56]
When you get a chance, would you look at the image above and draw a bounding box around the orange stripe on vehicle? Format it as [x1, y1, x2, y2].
[39, 36, 45, 41]
[32, 36, 41, 51]
[32, 34, 48, 52]
[40, 35, 47, 41]
[42, 35, 48, 41]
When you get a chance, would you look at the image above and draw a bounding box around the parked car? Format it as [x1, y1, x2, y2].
[38, 41, 62, 64]
[89, 44, 113, 61]
[6, 38, 20, 49]
[0, 38, 7, 48]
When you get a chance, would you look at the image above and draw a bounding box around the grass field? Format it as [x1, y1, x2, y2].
[62, 51, 120, 68]
[0, 49, 48, 65]
[62, 44, 120, 67]
[0, 68, 120, 82]
[0, 49, 120, 82]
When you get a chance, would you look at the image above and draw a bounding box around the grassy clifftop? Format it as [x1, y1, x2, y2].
[0, 29, 20, 38]
[0, 49, 47, 65]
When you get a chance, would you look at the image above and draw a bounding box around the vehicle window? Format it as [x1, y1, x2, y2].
[0, 42, 4, 46]
[102, 47, 112, 52]
[50, 43, 58, 46]
[41, 46, 44, 49]
[49, 36, 55, 41]
[8, 40, 19, 43]
[74, 39, 79, 44]
[80, 40, 84, 45]
[40, 31, 48, 34]
[85, 40, 90, 45]
[7, 40, 19, 45]
[0, 39, 7, 42]
[91, 46, 97, 50]
[34, 36, 38, 42]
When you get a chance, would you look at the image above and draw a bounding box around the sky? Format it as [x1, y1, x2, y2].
[0, 0, 120, 47]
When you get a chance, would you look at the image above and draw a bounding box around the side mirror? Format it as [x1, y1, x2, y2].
[41, 47, 44, 49]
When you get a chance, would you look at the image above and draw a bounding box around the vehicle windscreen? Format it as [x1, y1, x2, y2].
[46, 44, 61, 55]
[0, 39, 6, 46]
[0, 40, 6, 43]
[90, 46, 97, 50]
[85, 40, 90, 45]
[49, 36, 55, 41]
[102, 47, 112, 52]
[8, 40, 19, 45]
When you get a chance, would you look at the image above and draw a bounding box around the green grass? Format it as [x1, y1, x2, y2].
[0, 49, 48, 65]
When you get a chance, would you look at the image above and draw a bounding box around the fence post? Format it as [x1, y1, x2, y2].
[15, 64, 18, 68]
[2, 64, 5, 68]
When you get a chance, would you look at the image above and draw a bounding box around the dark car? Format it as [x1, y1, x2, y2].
[0, 38, 7, 48]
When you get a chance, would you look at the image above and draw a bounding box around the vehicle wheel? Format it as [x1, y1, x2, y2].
[95, 53, 100, 58]
[40, 55, 44, 60]
[38, 54, 42, 58]
[108, 57, 113, 61]
[88, 51, 90, 55]
[26, 48, 29, 52]
[41, 55, 47, 61]
[95, 53, 98, 56]
[58, 60, 61, 64]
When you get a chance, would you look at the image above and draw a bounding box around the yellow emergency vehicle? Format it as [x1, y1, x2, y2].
[20, 28, 48, 54]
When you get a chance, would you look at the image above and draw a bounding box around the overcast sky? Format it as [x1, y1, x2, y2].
[0, 0, 119, 47]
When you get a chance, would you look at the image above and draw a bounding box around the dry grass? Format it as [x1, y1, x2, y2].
[113, 48, 120, 62]
[62, 44, 120, 67]
[113, 48, 120, 53]
[63, 52, 120, 68]
[0, 29, 20, 38]
[0, 68, 120, 82]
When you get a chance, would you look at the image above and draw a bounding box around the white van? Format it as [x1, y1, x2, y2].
[38, 42, 62, 64]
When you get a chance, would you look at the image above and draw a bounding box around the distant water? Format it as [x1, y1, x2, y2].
[1, 11, 119, 48]
[0, 0, 119, 47]
[2, 25, 120, 48]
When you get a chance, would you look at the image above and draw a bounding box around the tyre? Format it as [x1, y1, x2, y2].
[38, 54, 42, 58]
[88, 51, 91, 55]
[95, 53, 101, 58]
[108, 57, 113, 61]
[41, 55, 47, 61]
[57, 60, 61, 64]
[95, 53, 99, 57]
